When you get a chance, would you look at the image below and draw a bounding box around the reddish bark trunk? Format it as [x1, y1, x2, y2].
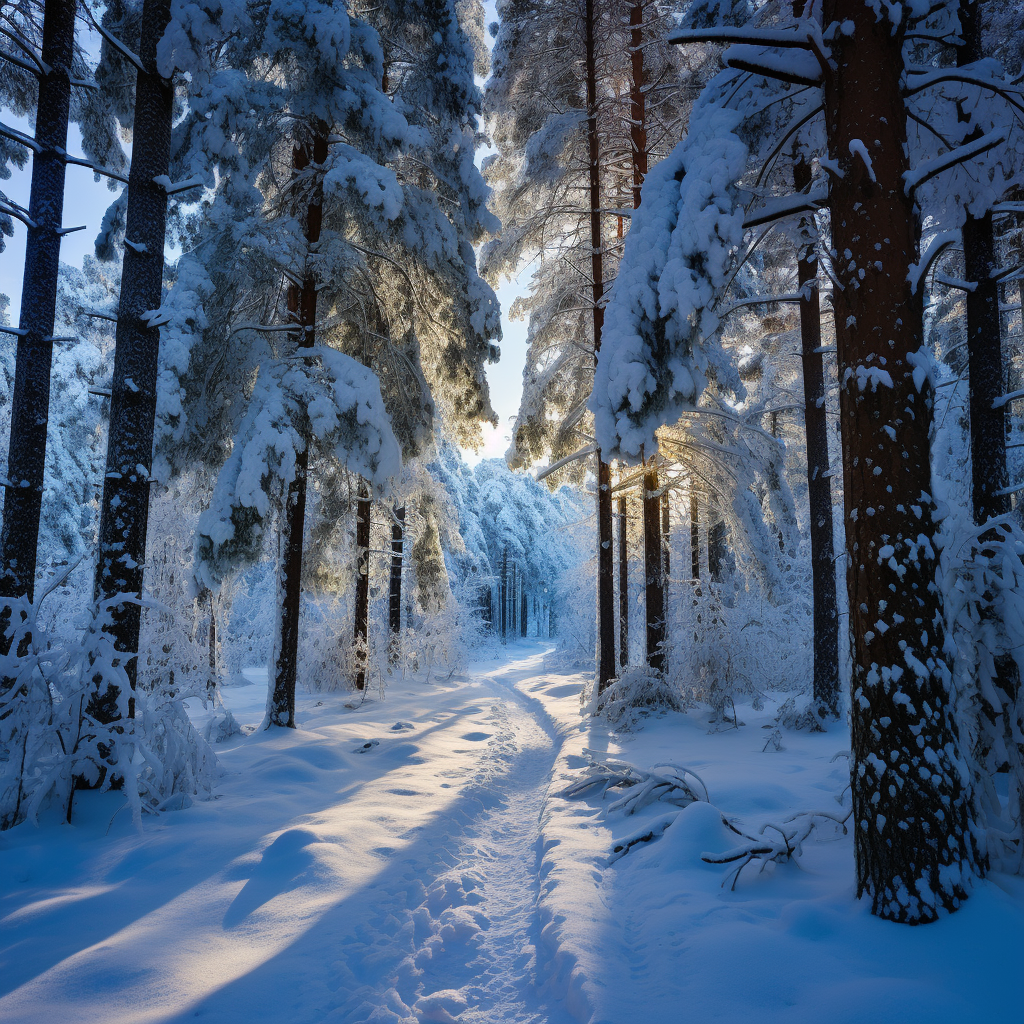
[823, 0, 979, 921]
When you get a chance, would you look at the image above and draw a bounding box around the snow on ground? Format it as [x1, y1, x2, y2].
[1, 640, 1022, 1024]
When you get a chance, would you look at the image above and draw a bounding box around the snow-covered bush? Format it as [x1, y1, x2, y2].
[586, 665, 685, 731]
[1, 576, 216, 830]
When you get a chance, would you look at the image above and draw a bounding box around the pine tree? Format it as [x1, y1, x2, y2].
[0, 0, 78, 649]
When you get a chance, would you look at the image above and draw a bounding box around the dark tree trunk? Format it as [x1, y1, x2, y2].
[661, 490, 670, 582]
[823, 0, 979, 922]
[268, 128, 329, 727]
[690, 492, 700, 580]
[644, 460, 665, 673]
[388, 504, 404, 662]
[90, 0, 173, 725]
[0, 0, 76, 646]
[521, 588, 527, 637]
[353, 485, 371, 690]
[617, 494, 628, 667]
[207, 588, 218, 702]
[959, 2, 1009, 526]
[585, 0, 614, 692]
[501, 546, 507, 642]
[793, 156, 840, 717]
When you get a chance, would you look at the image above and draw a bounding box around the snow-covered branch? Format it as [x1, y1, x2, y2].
[903, 130, 1007, 197]
[742, 185, 827, 230]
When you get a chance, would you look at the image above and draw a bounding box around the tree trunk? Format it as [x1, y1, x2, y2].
[388, 504, 404, 662]
[661, 489, 670, 582]
[207, 588, 218, 703]
[0, 0, 76, 647]
[268, 128, 328, 726]
[644, 460, 665, 673]
[690, 492, 700, 580]
[520, 588, 527, 637]
[617, 494, 628, 667]
[90, 0, 173, 725]
[959, 2, 1009, 526]
[353, 485, 371, 690]
[793, 155, 840, 717]
[501, 546, 507, 642]
[823, 0, 979, 922]
[585, 0, 614, 692]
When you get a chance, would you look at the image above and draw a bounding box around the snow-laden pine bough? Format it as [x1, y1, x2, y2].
[562, 752, 852, 882]
[561, 755, 709, 863]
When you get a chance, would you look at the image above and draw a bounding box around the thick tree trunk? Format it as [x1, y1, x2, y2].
[585, 0, 615, 692]
[644, 460, 665, 673]
[823, 0, 979, 921]
[388, 504, 404, 662]
[793, 156, 840, 716]
[0, 0, 76, 644]
[90, 0, 173, 724]
[268, 129, 328, 726]
[353, 485, 371, 690]
[617, 494, 628, 667]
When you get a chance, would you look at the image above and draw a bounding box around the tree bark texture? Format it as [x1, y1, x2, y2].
[618, 494, 628, 668]
[959, 1, 1009, 525]
[353, 486, 371, 690]
[388, 504, 404, 661]
[793, 156, 840, 716]
[91, 0, 173, 723]
[585, 0, 615, 692]
[0, 0, 76, 644]
[644, 460, 665, 673]
[520, 588, 527, 637]
[268, 129, 328, 726]
[823, 0, 979, 922]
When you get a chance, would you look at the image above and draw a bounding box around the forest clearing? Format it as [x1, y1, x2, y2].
[3, 0, 1024, 1020]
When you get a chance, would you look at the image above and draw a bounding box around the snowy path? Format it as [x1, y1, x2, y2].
[0, 642, 577, 1024]
[4, 641, 1023, 1024]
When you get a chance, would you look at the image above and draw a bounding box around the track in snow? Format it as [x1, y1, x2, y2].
[382, 646, 575, 1024]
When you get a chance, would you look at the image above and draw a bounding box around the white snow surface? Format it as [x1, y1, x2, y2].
[1, 640, 1021, 1023]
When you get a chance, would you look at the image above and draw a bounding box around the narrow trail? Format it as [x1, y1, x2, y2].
[386, 643, 575, 1024]
[0, 643, 581, 1024]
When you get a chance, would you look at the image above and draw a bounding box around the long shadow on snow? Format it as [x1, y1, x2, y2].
[163, 722, 565, 1022]
[0, 700, 486, 1000]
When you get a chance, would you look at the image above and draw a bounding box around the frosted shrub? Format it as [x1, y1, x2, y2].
[942, 514, 1024, 873]
[1, 578, 216, 830]
[587, 665, 685, 731]
[666, 582, 811, 721]
[546, 551, 595, 671]
[299, 592, 357, 693]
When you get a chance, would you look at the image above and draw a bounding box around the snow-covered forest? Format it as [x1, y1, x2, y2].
[2, 0, 1024, 1020]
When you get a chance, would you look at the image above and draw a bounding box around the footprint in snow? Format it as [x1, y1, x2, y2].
[354, 739, 379, 753]
[391, 721, 415, 731]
